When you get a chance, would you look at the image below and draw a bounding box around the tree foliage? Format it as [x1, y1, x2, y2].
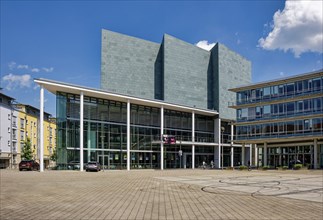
[21, 137, 33, 160]
[50, 148, 57, 162]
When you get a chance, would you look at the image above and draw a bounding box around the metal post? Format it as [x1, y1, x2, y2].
[221, 126, 225, 169]
[230, 123, 234, 167]
[127, 100, 130, 171]
[39, 85, 44, 172]
[80, 92, 84, 171]
[160, 106, 164, 170]
[192, 111, 195, 169]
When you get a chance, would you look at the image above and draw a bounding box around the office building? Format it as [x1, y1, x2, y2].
[229, 69, 323, 168]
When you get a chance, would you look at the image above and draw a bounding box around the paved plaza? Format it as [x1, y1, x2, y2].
[0, 169, 322, 220]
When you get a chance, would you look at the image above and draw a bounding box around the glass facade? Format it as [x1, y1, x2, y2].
[56, 92, 218, 170]
[234, 74, 323, 140]
[231, 71, 323, 169]
[257, 145, 323, 169]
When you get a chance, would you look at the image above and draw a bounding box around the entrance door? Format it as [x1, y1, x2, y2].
[98, 154, 109, 170]
[183, 153, 192, 168]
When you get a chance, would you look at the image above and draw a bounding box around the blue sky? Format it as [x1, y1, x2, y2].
[1, 0, 322, 116]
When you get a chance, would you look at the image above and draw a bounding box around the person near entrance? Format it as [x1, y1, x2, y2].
[202, 161, 206, 169]
[248, 160, 251, 171]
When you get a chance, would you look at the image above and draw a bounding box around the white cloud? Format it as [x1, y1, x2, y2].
[195, 40, 216, 51]
[42, 67, 54, 73]
[17, 64, 29, 69]
[2, 74, 32, 90]
[31, 68, 40, 73]
[8, 61, 16, 70]
[258, 0, 323, 57]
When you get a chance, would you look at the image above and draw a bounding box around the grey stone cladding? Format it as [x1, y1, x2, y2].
[211, 44, 251, 120]
[101, 29, 161, 99]
[163, 34, 210, 109]
[100, 29, 251, 120]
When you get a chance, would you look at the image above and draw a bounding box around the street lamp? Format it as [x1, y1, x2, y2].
[221, 126, 225, 170]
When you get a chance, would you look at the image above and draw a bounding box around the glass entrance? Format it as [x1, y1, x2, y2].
[98, 154, 109, 170]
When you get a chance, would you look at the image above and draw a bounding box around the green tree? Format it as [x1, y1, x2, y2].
[21, 137, 33, 160]
[50, 148, 57, 162]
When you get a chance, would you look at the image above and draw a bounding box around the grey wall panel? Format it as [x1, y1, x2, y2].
[163, 34, 210, 109]
[101, 29, 161, 100]
[216, 43, 251, 120]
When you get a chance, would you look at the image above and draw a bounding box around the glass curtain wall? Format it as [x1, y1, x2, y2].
[56, 92, 217, 170]
[257, 145, 314, 168]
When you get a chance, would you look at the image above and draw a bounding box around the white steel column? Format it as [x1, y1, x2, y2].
[314, 139, 318, 169]
[127, 100, 130, 171]
[80, 92, 84, 171]
[192, 111, 195, 169]
[160, 106, 164, 170]
[39, 86, 44, 172]
[230, 123, 234, 167]
[214, 118, 221, 168]
[264, 142, 267, 166]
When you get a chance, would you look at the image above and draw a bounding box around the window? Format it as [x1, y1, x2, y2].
[296, 120, 303, 133]
[271, 104, 278, 116]
[313, 118, 322, 131]
[304, 99, 311, 112]
[21, 131, 25, 141]
[279, 103, 285, 115]
[256, 89, 262, 100]
[286, 102, 294, 115]
[313, 77, 321, 91]
[263, 105, 271, 117]
[304, 119, 312, 132]
[272, 86, 278, 97]
[286, 83, 295, 96]
[8, 141, 10, 146]
[297, 101, 303, 113]
[278, 122, 285, 134]
[256, 106, 262, 118]
[248, 107, 256, 120]
[296, 81, 303, 94]
[303, 79, 312, 93]
[20, 118, 25, 129]
[237, 108, 247, 120]
[8, 127, 11, 133]
[263, 87, 271, 98]
[8, 114, 11, 120]
[286, 121, 294, 134]
[12, 116, 17, 127]
[250, 89, 256, 101]
[278, 84, 285, 96]
[313, 98, 321, 112]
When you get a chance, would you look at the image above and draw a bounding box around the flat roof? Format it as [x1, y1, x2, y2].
[34, 78, 218, 116]
[229, 69, 323, 92]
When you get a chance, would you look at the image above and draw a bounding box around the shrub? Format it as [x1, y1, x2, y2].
[293, 164, 303, 170]
[262, 165, 270, 170]
[239, 165, 248, 170]
[282, 166, 288, 170]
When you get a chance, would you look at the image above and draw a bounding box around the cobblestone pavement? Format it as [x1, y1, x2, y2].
[1, 169, 322, 220]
